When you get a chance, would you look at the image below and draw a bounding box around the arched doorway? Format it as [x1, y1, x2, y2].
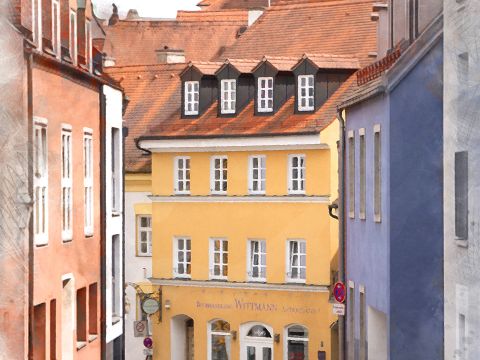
[171, 314, 194, 360]
[240, 323, 274, 360]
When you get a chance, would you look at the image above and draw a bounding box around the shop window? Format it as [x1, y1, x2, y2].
[174, 156, 191, 194]
[210, 238, 228, 280]
[89, 283, 98, 336]
[247, 240, 266, 281]
[209, 320, 231, 360]
[288, 155, 306, 194]
[174, 237, 192, 278]
[249, 155, 266, 194]
[33, 303, 46, 359]
[285, 325, 309, 360]
[287, 240, 306, 283]
[137, 215, 152, 256]
[76, 287, 87, 345]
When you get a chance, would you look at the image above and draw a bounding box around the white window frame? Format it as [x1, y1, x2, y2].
[359, 128, 366, 220]
[210, 156, 228, 195]
[286, 240, 306, 283]
[373, 124, 381, 222]
[32, 0, 43, 49]
[137, 215, 152, 257]
[284, 324, 309, 360]
[257, 77, 273, 112]
[34, 118, 48, 246]
[220, 79, 236, 114]
[298, 75, 314, 111]
[61, 125, 73, 242]
[288, 154, 306, 195]
[174, 156, 191, 195]
[83, 129, 94, 236]
[208, 320, 231, 360]
[248, 155, 266, 195]
[69, 9, 77, 65]
[51, 0, 61, 58]
[173, 237, 191, 279]
[184, 81, 200, 115]
[209, 238, 228, 280]
[85, 19, 92, 72]
[247, 239, 266, 282]
[348, 130, 355, 219]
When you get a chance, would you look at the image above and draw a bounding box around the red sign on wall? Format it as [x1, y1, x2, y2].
[333, 282, 346, 303]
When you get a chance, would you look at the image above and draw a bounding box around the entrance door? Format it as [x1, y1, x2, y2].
[242, 324, 274, 360]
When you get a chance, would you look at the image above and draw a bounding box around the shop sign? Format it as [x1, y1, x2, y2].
[333, 303, 345, 316]
[142, 298, 160, 315]
[134, 320, 147, 337]
[196, 299, 322, 314]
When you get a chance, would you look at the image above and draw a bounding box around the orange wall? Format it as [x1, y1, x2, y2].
[32, 65, 101, 359]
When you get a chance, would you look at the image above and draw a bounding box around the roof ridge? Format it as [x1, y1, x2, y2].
[268, 0, 375, 11]
[105, 63, 188, 72]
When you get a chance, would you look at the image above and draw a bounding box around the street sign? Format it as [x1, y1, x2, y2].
[144, 337, 153, 349]
[333, 282, 346, 303]
[333, 303, 345, 316]
[142, 298, 160, 315]
[134, 320, 147, 337]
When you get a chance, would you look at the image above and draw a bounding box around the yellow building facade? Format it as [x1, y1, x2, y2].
[136, 121, 340, 360]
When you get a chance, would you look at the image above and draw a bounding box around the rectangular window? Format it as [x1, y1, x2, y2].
[455, 151, 468, 240]
[248, 240, 266, 281]
[360, 288, 366, 360]
[349, 283, 355, 359]
[88, 283, 98, 336]
[84, 130, 93, 236]
[249, 155, 266, 194]
[374, 125, 381, 222]
[33, 303, 46, 359]
[458, 314, 466, 359]
[348, 131, 355, 218]
[32, 0, 42, 49]
[298, 75, 314, 111]
[85, 19, 92, 71]
[210, 238, 228, 280]
[51, 0, 60, 57]
[184, 81, 199, 115]
[137, 215, 152, 256]
[359, 129, 366, 219]
[70, 10, 77, 65]
[34, 119, 48, 246]
[174, 237, 191, 278]
[211, 156, 228, 194]
[174, 156, 191, 194]
[288, 154, 306, 194]
[50, 299, 56, 359]
[258, 77, 273, 112]
[221, 79, 236, 114]
[111, 235, 120, 322]
[61, 126, 73, 241]
[287, 240, 306, 282]
[111, 127, 121, 213]
[76, 288, 87, 344]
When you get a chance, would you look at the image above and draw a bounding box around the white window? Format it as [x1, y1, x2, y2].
[70, 10, 77, 65]
[285, 325, 309, 360]
[209, 238, 228, 280]
[221, 79, 236, 114]
[32, 0, 43, 49]
[288, 155, 305, 194]
[258, 77, 273, 112]
[373, 125, 381, 222]
[247, 240, 266, 281]
[174, 156, 191, 194]
[137, 215, 152, 256]
[208, 320, 231, 360]
[52, 0, 60, 58]
[85, 19, 92, 72]
[249, 155, 266, 194]
[34, 119, 48, 246]
[287, 240, 306, 283]
[184, 81, 199, 115]
[211, 156, 228, 194]
[348, 131, 355, 218]
[298, 75, 314, 111]
[61, 126, 73, 241]
[111, 127, 121, 213]
[174, 237, 191, 278]
[359, 129, 366, 220]
[83, 130, 94, 236]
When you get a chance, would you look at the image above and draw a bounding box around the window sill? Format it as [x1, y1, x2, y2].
[62, 238, 73, 244]
[137, 254, 152, 258]
[456, 239, 468, 248]
[84, 232, 94, 238]
[174, 193, 191, 196]
[374, 215, 382, 223]
[286, 279, 306, 285]
[76, 341, 87, 351]
[88, 334, 98, 343]
[173, 276, 191, 280]
[112, 211, 122, 217]
[112, 316, 121, 325]
[209, 278, 228, 282]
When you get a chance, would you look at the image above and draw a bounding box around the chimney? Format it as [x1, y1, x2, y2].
[126, 9, 140, 20]
[248, 8, 264, 26]
[372, 3, 389, 58]
[108, 3, 119, 26]
[156, 47, 186, 64]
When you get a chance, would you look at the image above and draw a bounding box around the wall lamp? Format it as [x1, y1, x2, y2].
[164, 300, 171, 310]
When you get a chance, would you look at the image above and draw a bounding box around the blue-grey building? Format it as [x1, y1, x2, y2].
[338, 4, 443, 359]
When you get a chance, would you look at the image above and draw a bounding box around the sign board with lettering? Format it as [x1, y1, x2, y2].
[333, 303, 345, 316]
[134, 320, 147, 337]
[142, 298, 160, 315]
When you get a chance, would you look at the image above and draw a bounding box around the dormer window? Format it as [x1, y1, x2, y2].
[185, 81, 200, 115]
[298, 75, 314, 111]
[220, 79, 236, 114]
[52, 0, 61, 58]
[258, 77, 273, 112]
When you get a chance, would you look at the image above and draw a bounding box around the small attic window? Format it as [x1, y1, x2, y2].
[298, 75, 314, 111]
[221, 79, 236, 114]
[185, 81, 200, 115]
[258, 77, 273, 112]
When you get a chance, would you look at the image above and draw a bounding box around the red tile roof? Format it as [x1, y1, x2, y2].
[219, 0, 377, 66]
[197, 0, 337, 10]
[102, 10, 249, 67]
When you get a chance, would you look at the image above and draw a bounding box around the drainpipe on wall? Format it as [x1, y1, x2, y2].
[336, 108, 346, 360]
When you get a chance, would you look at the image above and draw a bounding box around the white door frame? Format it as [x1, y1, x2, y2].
[240, 322, 274, 360]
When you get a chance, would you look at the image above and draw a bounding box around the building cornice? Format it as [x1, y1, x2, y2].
[149, 195, 330, 203]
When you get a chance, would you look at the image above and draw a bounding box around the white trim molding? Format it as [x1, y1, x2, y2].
[149, 195, 330, 203]
[139, 134, 326, 153]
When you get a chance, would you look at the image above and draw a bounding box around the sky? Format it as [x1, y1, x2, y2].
[92, 0, 200, 19]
